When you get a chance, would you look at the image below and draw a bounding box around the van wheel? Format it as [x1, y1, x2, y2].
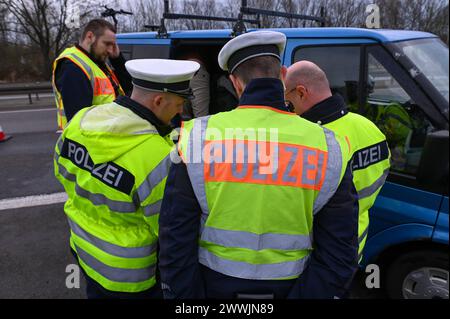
[386, 251, 449, 299]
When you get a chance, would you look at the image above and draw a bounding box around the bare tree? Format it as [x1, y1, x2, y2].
[433, 3, 449, 43]
[178, 0, 223, 30]
[374, 0, 405, 28]
[0, 0, 97, 79]
[0, 2, 8, 42]
[119, 0, 163, 33]
[0, 0, 69, 79]
[1, 0, 448, 82]
[223, 0, 240, 18]
[275, 0, 307, 28]
[276, 0, 324, 28]
[248, 0, 277, 28]
[375, 0, 449, 43]
[314, 0, 365, 27]
[336, 0, 366, 27]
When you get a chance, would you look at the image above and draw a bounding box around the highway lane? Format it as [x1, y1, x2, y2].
[0, 103, 61, 198]
[0, 105, 56, 135]
[0, 203, 86, 298]
[0, 102, 85, 298]
[0, 130, 62, 199]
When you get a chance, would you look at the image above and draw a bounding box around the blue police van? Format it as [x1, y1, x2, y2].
[116, 18, 449, 299]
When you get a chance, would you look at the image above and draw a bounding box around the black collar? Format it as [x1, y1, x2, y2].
[301, 94, 348, 125]
[115, 96, 173, 137]
[238, 78, 290, 112]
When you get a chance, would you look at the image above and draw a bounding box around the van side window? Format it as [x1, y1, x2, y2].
[293, 46, 361, 107]
[366, 53, 435, 175]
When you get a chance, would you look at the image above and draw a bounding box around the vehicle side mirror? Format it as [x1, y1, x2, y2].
[416, 130, 449, 194]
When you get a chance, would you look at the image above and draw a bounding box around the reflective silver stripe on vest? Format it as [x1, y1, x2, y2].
[313, 128, 343, 215]
[201, 226, 312, 251]
[137, 154, 171, 202]
[199, 247, 311, 280]
[359, 225, 369, 244]
[58, 161, 76, 182]
[358, 252, 364, 263]
[54, 138, 64, 163]
[358, 168, 389, 200]
[132, 129, 159, 135]
[57, 162, 137, 213]
[75, 185, 136, 213]
[56, 136, 64, 153]
[143, 200, 161, 217]
[185, 117, 211, 232]
[68, 218, 156, 258]
[67, 53, 95, 89]
[75, 244, 155, 283]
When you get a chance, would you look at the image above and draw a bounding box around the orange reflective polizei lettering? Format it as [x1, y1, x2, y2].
[204, 140, 328, 190]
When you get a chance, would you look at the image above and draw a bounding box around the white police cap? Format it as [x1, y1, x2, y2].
[125, 59, 200, 98]
[218, 31, 286, 73]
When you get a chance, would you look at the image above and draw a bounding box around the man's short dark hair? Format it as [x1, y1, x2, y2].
[232, 55, 281, 85]
[81, 19, 116, 41]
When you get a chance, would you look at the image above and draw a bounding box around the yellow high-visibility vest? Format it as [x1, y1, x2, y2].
[52, 46, 125, 130]
[325, 112, 390, 261]
[178, 105, 350, 280]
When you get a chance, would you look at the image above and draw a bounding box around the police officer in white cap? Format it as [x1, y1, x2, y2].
[158, 31, 358, 299]
[54, 59, 200, 299]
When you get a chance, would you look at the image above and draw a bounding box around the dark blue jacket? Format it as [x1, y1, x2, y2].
[158, 78, 359, 299]
[54, 44, 132, 122]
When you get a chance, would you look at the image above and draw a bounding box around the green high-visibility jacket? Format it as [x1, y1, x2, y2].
[54, 102, 173, 292]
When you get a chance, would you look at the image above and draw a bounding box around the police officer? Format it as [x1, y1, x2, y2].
[158, 31, 359, 299]
[54, 59, 200, 298]
[52, 19, 132, 131]
[285, 60, 390, 262]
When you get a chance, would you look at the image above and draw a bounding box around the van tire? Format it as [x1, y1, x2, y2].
[385, 250, 449, 299]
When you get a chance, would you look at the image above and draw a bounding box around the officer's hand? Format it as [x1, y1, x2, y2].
[109, 43, 121, 59]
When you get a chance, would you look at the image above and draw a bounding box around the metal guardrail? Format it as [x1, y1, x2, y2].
[0, 82, 53, 104]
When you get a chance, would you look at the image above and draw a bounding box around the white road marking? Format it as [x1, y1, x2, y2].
[0, 108, 55, 114]
[0, 192, 67, 211]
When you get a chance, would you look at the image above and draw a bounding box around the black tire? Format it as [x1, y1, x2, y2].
[385, 250, 449, 299]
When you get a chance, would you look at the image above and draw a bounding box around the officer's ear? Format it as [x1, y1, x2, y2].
[84, 31, 96, 45]
[296, 85, 308, 100]
[152, 94, 164, 108]
[280, 65, 287, 82]
[229, 74, 244, 98]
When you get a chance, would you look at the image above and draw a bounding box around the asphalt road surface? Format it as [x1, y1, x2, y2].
[0, 97, 383, 299]
[0, 98, 86, 299]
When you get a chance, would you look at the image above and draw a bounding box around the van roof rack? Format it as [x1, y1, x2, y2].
[153, 0, 327, 38]
[154, 0, 260, 37]
[239, 0, 326, 29]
